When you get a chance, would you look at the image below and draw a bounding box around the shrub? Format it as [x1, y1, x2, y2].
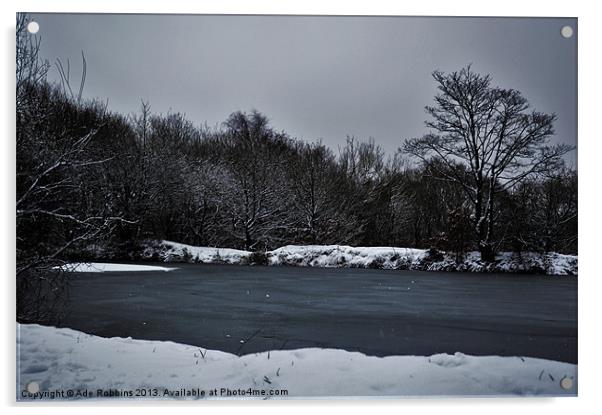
[425, 247, 444, 262]
[181, 247, 192, 262]
[368, 257, 385, 269]
[248, 251, 269, 266]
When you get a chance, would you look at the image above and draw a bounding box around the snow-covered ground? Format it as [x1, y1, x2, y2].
[141, 241, 250, 265]
[139, 241, 577, 276]
[57, 263, 177, 273]
[17, 324, 576, 399]
[269, 245, 426, 268]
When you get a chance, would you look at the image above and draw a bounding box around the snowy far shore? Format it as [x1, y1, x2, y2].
[134, 241, 578, 276]
[56, 263, 178, 273]
[17, 324, 576, 399]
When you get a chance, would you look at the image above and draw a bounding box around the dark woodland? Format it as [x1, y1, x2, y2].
[16, 15, 577, 321]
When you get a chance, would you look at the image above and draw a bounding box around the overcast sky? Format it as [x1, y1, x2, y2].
[30, 13, 577, 163]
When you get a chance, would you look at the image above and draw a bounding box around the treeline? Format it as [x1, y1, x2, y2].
[18, 80, 578, 261]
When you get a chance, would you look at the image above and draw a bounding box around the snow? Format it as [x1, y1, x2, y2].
[417, 251, 578, 276]
[141, 241, 250, 265]
[57, 263, 177, 273]
[269, 245, 426, 269]
[139, 241, 577, 276]
[17, 324, 577, 399]
[268, 245, 578, 275]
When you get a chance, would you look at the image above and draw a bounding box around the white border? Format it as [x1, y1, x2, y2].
[2, 1, 600, 414]
[0, 0, 585, 16]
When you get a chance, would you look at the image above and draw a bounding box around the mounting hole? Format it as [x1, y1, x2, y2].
[560, 25, 573, 39]
[26, 381, 40, 394]
[560, 376, 573, 390]
[27, 21, 39, 34]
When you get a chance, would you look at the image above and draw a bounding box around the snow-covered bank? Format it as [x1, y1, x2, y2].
[57, 263, 177, 273]
[140, 241, 577, 276]
[141, 241, 250, 265]
[17, 324, 576, 399]
[270, 245, 578, 275]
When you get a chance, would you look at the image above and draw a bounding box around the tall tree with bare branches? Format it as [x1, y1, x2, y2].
[404, 66, 573, 261]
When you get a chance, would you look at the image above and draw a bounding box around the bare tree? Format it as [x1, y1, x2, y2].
[220, 111, 294, 250]
[288, 142, 339, 243]
[16, 13, 134, 321]
[404, 66, 573, 261]
[339, 136, 385, 184]
[16, 13, 49, 111]
[131, 100, 152, 148]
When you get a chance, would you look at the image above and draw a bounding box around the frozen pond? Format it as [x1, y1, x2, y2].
[57, 263, 577, 363]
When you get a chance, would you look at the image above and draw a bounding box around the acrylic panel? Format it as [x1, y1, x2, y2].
[16, 13, 577, 400]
